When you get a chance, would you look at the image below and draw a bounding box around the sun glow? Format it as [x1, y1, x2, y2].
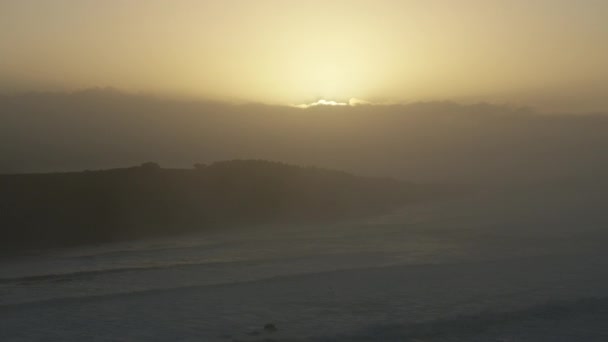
[2, 1, 607, 111]
[295, 98, 372, 108]
[295, 99, 347, 108]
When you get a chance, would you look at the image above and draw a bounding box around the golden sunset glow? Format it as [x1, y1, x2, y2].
[1, 1, 608, 110]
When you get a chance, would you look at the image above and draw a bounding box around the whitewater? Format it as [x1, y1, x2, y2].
[2, 185, 608, 341]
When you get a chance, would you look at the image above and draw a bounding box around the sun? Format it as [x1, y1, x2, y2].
[295, 99, 348, 108]
[295, 98, 371, 108]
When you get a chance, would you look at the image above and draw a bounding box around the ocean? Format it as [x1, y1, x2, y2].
[2, 185, 608, 341]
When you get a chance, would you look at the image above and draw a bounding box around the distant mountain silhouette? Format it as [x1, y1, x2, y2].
[2, 90, 608, 184]
[0, 160, 447, 254]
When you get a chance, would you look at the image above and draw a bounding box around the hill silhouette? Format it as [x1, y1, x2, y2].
[0, 160, 445, 254]
[2, 90, 608, 184]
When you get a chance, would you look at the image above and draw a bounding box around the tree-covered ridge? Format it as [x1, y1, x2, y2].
[0, 160, 445, 254]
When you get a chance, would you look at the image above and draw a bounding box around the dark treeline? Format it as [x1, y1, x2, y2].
[0, 160, 445, 254]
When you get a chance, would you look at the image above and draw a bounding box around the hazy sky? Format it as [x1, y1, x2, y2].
[1, 0, 607, 110]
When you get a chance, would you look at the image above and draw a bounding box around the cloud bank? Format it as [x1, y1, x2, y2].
[1, 90, 607, 184]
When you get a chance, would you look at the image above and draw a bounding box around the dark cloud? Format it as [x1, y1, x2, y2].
[1, 90, 607, 184]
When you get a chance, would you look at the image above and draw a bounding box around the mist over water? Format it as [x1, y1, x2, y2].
[2, 177, 608, 341]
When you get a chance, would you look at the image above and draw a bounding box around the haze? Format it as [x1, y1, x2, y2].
[3, 2, 608, 341]
[1, 0, 608, 111]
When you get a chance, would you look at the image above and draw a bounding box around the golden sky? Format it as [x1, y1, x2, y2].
[1, 0, 607, 110]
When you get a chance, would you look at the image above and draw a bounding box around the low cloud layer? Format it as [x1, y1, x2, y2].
[1, 90, 607, 184]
